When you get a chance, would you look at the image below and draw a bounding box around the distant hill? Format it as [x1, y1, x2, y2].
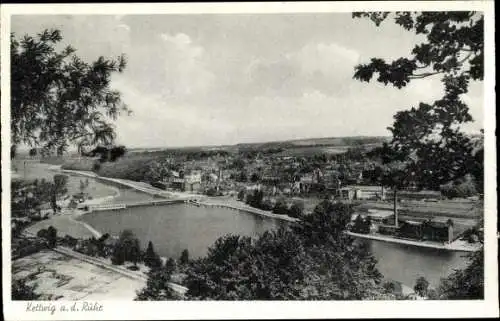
[235, 136, 390, 151]
[127, 136, 390, 155]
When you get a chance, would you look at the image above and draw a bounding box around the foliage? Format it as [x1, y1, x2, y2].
[205, 187, 219, 197]
[11, 178, 53, 217]
[245, 189, 264, 209]
[87, 145, 127, 162]
[180, 249, 190, 266]
[382, 281, 396, 294]
[111, 230, 141, 266]
[351, 214, 372, 234]
[260, 198, 274, 211]
[237, 190, 246, 201]
[144, 241, 162, 269]
[437, 247, 484, 299]
[272, 197, 289, 215]
[288, 200, 305, 219]
[182, 201, 384, 300]
[440, 175, 478, 199]
[250, 173, 261, 183]
[37, 226, 58, 248]
[11, 29, 129, 155]
[53, 174, 69, 196]
[414, 276, 430, 297]
[353, 12, 484, 191]
[12, 278, 40, 300]
[136, 263, 178, 300]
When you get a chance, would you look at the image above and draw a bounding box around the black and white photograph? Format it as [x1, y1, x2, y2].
[1, 1, 497, 320]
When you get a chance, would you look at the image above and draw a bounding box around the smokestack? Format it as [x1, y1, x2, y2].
[394, 189, 398, 228]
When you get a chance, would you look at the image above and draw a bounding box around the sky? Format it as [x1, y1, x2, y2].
[11, 14, 484, 148]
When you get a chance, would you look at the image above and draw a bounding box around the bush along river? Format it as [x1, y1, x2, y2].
[79, 201, 470, 289]
[17, 161, 470, 289]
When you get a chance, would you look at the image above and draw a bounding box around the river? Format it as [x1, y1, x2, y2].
[80, 204, 282, 260]
[14, 161, 470, 289]
[80, 203, 470, 288]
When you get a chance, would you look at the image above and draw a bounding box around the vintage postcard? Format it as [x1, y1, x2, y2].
[1, 1, 498, 320]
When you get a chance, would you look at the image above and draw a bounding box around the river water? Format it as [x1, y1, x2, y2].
[81, 204, 282, 261]
[80, 203, 469, 288]
[14, 162, 470, 289]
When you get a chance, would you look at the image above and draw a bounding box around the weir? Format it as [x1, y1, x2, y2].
[89, 199, 185, 212]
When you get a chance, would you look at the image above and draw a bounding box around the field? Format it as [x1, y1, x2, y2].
[12, 250, 144, 300]
[25, 215, 98, 239]
[358, 199, 483, 219]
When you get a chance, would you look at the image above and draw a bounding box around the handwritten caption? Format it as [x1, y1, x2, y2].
[26, 302, 103, 315]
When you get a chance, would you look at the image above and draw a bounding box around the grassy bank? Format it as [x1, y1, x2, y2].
[61, 153, 163, 182]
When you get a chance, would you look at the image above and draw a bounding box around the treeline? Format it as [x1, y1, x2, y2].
[11, 174, 68, 219]
[134, 199, 484, 301]
[239, 190, 304, 218]
[138, 201, 385, 300]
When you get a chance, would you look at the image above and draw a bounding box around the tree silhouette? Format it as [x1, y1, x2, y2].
[11, 29, 129, 155]
[180, 249, 190, 266]
[414, 276, 430, 297]
[353, 12, 483, 192]
[144, 241, 162, 269]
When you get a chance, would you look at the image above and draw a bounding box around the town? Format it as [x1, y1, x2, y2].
[7, 8, 488, 307]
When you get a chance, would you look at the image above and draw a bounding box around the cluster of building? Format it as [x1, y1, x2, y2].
[351, 208, 456, 244]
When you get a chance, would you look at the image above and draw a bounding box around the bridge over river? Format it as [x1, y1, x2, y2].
[88, 199, 187, 211]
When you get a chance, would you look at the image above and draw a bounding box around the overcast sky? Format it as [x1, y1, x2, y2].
[12, 14, 484, 148]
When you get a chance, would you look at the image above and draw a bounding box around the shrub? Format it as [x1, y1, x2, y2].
[205, 188, 218, 197]
[260, 199, 273, 211]
[144, 241, 162, 269]
[288, 201, 304, 218]
[272, 198, 289, 215]
[440, 177, 478, 199]
[12, 278, 40, 300]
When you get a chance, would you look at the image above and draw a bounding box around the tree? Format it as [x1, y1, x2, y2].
[12, 278, 40, 300]
[352, 214, 369, 234]
[46, 226, 58, 248]
[260, 198, 273, 211]
[237, 190, 246, 202]
[437, 246, 484, 299]
[414, 276, 430, 297]
[272, 197, 289, 215]
[250, 173, 260, 183]
[353, 12, 483, 192]
[109, 145, 127, 162]
[166, 257, 177, 272]
[53, 174, 68, 196]
[183, 201, 384, 300]
[382, 281, 396, 294]
[51, 174, 68, 213]
[136, 263, 178, 300]
[180, 249, 190, 265]
[144, 241, 162, 269]
[11, 29, 129, 155]
[111, 230, 141, 266]
[288, 200, 305, 219]
[246, 189, 264, 208]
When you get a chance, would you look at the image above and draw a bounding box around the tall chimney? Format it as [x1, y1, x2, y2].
[393, 189, 398, 228]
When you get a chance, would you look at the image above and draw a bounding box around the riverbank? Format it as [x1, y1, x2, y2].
[60, 168, 197, 200]
[60, 167, 299, 223]
[346, 231, 480, 252]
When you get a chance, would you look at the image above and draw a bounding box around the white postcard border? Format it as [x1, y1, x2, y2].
[1, 1, 497, 320]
